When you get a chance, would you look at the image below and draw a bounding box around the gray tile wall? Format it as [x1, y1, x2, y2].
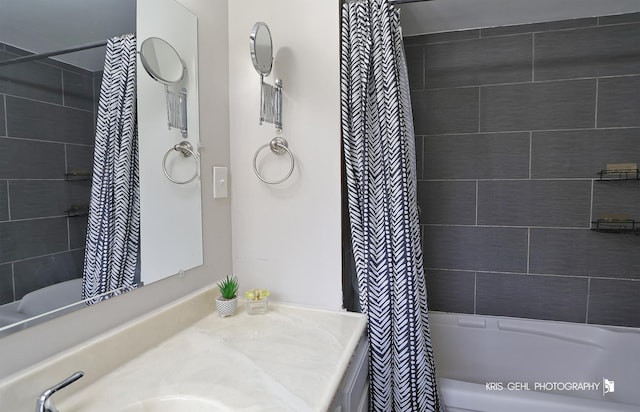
[406, 13, 640, 327]
[0, 42, 97, 304]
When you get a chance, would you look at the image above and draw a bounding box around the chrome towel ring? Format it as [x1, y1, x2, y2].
[162, 140, 200, 184]
[253, 136, 294, 184]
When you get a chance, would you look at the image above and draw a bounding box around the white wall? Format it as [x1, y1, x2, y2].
[138, 0, 203, 284]
[0, 0, 232, 380]
[228, 0, 343, 309]
[0, 0, 345, 380]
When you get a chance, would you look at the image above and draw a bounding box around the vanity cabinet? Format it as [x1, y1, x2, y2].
[330, 333, 369, 412]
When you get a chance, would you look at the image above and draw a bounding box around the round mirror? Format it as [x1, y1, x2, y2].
[139, 37, 185, 84]
[250, 22, 273, 76]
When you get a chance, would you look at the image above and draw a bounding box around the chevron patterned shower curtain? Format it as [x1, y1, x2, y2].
[82, 34, 139, 303]
[341, 2, 443, 411]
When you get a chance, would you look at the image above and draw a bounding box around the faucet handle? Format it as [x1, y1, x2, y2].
[36, 371, 84, 412]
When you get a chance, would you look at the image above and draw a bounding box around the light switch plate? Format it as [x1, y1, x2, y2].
[213, 166, 228, 198]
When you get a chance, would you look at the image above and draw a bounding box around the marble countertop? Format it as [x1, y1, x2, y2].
[58, 300, 367, 412]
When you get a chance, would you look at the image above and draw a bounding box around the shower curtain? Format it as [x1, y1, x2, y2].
[341, 1, 443, 411]
[82, 34, 139, 303]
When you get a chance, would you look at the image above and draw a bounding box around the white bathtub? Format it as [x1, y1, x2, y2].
[429, 312, 640, 412]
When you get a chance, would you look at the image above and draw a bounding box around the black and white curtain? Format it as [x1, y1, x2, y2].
[341, 1, 443, 411]
[83, 34, 139, 303]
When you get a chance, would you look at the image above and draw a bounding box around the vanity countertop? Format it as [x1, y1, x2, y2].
[58, 300, 367, 412]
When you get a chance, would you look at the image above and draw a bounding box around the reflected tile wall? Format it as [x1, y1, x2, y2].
[13, 250, 85, 299]
[0, 181, 7, 222]
[0, 264, 12, 305]
[405, 13, 640, 327]
[0, 42, 96, 304]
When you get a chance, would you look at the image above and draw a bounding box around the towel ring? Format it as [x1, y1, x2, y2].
[162, 140, 200, 184]
[253, 137, 294, 184]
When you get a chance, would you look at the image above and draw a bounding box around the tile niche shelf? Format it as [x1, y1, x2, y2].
[596, 168, 639, 181]
[590, 219, 639, 235]
[592, 167, 638, 235]
[64, 171, 93, 181]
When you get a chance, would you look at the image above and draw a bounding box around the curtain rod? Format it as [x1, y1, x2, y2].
[0, 39, 108, 68]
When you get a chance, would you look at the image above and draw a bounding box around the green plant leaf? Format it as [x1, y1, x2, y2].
[217, 275, 239, 299]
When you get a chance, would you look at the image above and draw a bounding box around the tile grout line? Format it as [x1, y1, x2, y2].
[421, 45, 426, 90]
[421, 178, 597, 182]
[527, 227, 531, 274]
[417, 125, 640, 138]
[585, 278, 591, 323]
[1, 178, 71, 182]
[531, 33, 535, 82]
[529, 132, 533, 179]
[5, 214, 72, 223]
[589, 179, 594, 227]
[473, 272, 477, 314]
[475, 180, 478, 225]
[417, 73, 640, 93]
[11, 262, 16, 301]
[4, 248, 85, 266]
[64, 143, 69, 174]
[5, 180, 10, 221]
[2, 93, 94, 114]
[3, 94, 7, 136]
[594, 77, 599, 128]
[425, 266, 640, 282]
[423, 223, 592, 230]
[0, 135, 94, 148]
[477, 87, 481, 132]
[419, 136, 425, 179]
[67, 216, 71, 250]
[60, 68, 66, 107]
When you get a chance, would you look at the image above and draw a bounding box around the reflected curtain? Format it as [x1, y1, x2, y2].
[82, 34, 139, 303]
[341, 1, 443, 410]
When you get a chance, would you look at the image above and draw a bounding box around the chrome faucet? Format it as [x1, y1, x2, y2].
[36, 371, 84, 412]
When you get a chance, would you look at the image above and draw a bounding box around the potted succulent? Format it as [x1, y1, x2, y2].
[216, 275, 239, 317]
[244, 288, 270, 315]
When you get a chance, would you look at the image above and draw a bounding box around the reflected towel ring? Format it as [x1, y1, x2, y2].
[253, 137, 294, 184]
[162, 140, 200, 184]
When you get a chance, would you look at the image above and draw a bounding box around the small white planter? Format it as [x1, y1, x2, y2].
[216, 296, 238, 317]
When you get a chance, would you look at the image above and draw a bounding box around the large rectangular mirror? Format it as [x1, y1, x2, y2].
[0, 0, 202, 336]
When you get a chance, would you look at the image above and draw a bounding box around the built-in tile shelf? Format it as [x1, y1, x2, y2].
[591, 219, 640, 235]
[64, 172, 92, 181]
[592, 169, 639, 234]
[596, 168, 640, 181]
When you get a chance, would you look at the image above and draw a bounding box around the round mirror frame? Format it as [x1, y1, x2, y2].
[139, 37, 185, 85]
[250, 22, 273, 76]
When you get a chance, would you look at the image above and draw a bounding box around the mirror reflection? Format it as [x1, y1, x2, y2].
[0, 5, 137, 335]
[139, 37, 185, 84]
[0, 0, 201, 337]
[250, 22, 273, 76]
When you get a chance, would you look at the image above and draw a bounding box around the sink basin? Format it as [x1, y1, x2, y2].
[120, 395, 230, 412]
